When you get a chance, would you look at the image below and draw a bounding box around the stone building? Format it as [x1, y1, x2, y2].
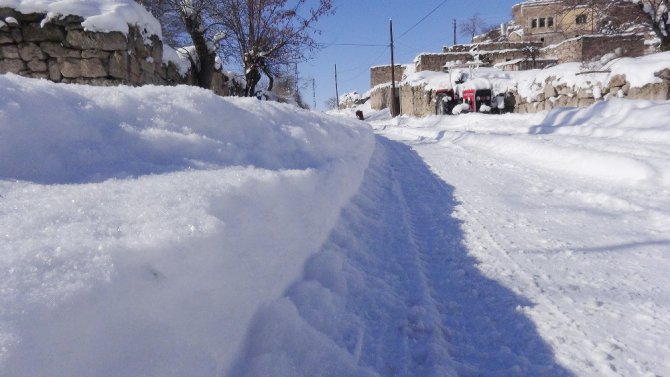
[370, 64, 406, 87]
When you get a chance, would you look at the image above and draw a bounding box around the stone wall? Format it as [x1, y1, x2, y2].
[370, 64, 405, 87]
[369, 68, 670, 117]
[414, 53, 451, 72]
[513, 69, 670, 114]
[541, 34, 644, 63]
[0, 8, 232, 95]
[369, 84, 434, 117]
[580, 34, 644, 62]
[399, 83, 434, 117]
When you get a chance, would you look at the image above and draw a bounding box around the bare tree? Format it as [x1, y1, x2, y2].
[136, 0, 334, 95]
[558, 0, 645, 35]
[559, 0, 668, 51]
[627, 0, 670, 51]
[459, 14, 489, 43]
[324, 96, 338, 110]
[272, 67, 309, 108]
[136, 0, 224, 89]
[216, 0, 333, 97]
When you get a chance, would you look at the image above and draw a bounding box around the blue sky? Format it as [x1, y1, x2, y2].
[298, 0, 522, 110]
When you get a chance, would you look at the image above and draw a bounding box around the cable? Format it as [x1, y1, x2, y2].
[398, 0, 449, 39]
[319, 42, 388, 47]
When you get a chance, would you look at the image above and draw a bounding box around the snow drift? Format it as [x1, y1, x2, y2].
[0, 74, 374, 376]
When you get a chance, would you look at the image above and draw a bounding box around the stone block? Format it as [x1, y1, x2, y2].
[19, 42, 45, 60]
[48, 59, 61, 81]
[41, 41, 80, 58]
[0, 31, 12, 44]
[628, 81, 670, 100]
[0, 58, 26, 73]
[52, 15, 85, 27]
[578, 98, 595, 107]
[27, 58, 47, 72]
[0, 7, 19, 18]
[60, 58, 80, 78]
[0, 44, 19, 59]
[10, 28, 22, 43]
[27, 72, 48, 79]
[108, 50, 128, 80]
[556, 84, 572, 96]
[139, 57, 155, 76]
[22, 22, 65, 42]
[81, 49, 110, 59]
[66, 30, 127, 51]
[129, 56, 142, 83]
[576, 88, 594, 99]
[655, 68, 670, 81]
[80, 58, 107, 78]
[16, 12, 43, 22]
[86, 78, 122, 86]
[608, 74, 626, 88]
[544, 83, 557, 98]
[149, 36, 162, 63]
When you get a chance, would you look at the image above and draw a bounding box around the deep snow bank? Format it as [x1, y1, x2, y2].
[0, 74, 374, 376]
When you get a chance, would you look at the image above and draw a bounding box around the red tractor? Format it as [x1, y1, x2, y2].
[435, 87, 493, 115]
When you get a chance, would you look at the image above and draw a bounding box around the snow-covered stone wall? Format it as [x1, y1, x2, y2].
[0, 7, 233, 95]
[369, 53, 670, 116]
[513, 69, 670, 113]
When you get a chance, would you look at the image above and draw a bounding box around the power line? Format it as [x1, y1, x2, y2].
[317, 42, 388, 48]
[398, 0, 449, 39]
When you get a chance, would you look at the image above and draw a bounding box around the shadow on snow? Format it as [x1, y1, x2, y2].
[230, 136, 573, 377]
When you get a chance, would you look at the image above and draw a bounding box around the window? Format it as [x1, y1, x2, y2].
[547, 17, 554, 27]
[531, 19, 537, 28]
[539, 18, 546, 27]
[576, 14, 587, 24]
[540, 37, 545, 42]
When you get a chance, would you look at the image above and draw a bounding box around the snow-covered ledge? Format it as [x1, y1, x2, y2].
[0, 0, 236, 95]
[0, 0, 188, 86]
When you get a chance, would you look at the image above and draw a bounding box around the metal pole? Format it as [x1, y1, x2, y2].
[312, 78, 316, 110]
[453, 19, 457, 46]
[390, 19, 400, 117]
[335, 64, 340, 109]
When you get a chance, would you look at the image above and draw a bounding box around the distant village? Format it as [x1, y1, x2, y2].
[370, 0, 655, 89]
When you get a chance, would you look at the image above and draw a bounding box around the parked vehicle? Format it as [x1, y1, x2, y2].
[435, 87, 493, 115]
[434, 63, 494, 115]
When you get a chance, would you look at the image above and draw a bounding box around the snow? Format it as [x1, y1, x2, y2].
[369, 99, 670, 377]
[3, 64, 670, 375]
[0, 0, 162, 39]
[0, 74, 373, 376]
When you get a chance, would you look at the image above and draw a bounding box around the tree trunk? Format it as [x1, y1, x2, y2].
[660, 36, 670, 52]
[183, 15, 217, 89]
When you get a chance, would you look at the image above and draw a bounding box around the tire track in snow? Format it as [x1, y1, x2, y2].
[230, 136, 573, 376]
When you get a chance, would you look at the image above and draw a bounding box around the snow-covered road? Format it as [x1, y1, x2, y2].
[367, 102, 670, 377]
[231, 136, 572, 376]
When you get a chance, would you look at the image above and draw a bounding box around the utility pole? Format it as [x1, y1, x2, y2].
[335, 64, 340, 109]
[389, 19, 400, 117]
[312, 78, 316, 110]
[453, 19, 457, 46]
